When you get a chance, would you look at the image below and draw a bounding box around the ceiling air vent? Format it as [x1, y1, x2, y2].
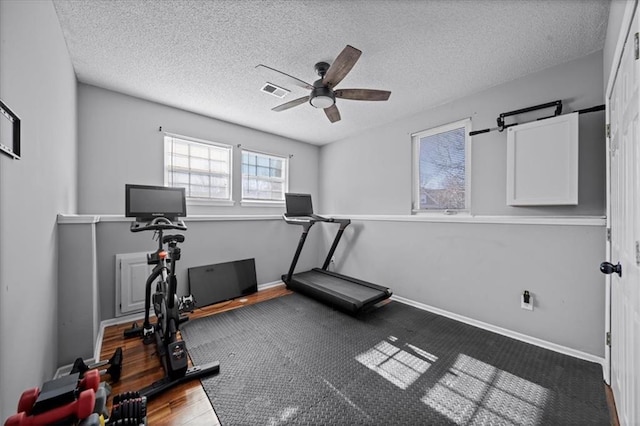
[261, 82, 290, 99]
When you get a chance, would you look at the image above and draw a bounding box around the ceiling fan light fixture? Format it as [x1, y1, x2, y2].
[310, 95, 335, 109]
[309, 86, 335, 109]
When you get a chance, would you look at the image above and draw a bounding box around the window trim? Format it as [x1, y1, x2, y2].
[240, 147, 289, 205]
[163, 133, 233, 204]
[411, 118, 472, 215]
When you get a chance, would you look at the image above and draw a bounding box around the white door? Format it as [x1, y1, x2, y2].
[606, 6, 639, 425]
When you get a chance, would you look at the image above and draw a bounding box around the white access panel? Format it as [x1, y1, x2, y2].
[115, 252, 151, 316]
[506, 112, 579, 206]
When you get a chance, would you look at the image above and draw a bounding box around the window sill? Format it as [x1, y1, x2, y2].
[412, 209, 471, 217]
[187, 198, 235, 207]
[241, 200, 285, 207]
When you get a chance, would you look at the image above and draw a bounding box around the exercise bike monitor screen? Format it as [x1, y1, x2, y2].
[125, 184, 186, 221]
[285, 193, 314, 217]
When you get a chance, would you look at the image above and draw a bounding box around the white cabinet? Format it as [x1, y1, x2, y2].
[506, 112, 579, 206]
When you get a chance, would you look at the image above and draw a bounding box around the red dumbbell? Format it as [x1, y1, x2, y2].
[4, 389, 95, 426]
[79, 369, 100, 392]
[15, 369, 99, 416]
[15, 388, 38, 415]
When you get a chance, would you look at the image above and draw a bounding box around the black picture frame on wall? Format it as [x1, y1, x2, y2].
[0, 99, 21, 159]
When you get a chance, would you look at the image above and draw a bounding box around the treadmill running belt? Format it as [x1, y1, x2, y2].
[290, 269, 390, 312]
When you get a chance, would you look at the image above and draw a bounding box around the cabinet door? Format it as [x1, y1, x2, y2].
[506, 112, 578, 206]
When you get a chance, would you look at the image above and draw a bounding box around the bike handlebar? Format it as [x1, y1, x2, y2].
[130, 217, 187, 232]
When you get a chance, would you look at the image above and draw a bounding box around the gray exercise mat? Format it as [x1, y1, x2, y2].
[181, 293, 610, 425]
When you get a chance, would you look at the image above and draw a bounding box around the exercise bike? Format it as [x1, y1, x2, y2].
[123, 216, 219, 399]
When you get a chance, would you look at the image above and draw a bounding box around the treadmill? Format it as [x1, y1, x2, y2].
[282, 193, 392, 313]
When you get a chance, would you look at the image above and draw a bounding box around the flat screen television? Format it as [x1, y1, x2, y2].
[188, 258, 257, 308]
[125, 184, 186, 221]
[284, 193, 314, 217]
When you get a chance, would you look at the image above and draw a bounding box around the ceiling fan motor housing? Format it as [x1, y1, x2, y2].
[310, 79, 335, 108]
[314, 61, 331, 77]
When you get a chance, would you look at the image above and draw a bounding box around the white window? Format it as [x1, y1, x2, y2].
[412, 118, 471, 212]
[241, 149, 288, 203]
[164, 135, 232, 202]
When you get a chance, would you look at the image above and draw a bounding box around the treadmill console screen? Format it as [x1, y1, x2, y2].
[285, 193, 313, 216]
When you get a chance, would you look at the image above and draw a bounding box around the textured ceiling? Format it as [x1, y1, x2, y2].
[52, 0, 610, 145]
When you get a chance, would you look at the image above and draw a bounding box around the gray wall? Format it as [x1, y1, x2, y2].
[56, 82, 322, 363]
[95, 218, 320, 321]
[78, 84, 320, 215]
[320, 51, 605, 216]
[0, 1, 77, 422]
[331, 219, 605, 356]
[56, 216, 321, 365]
[319, 51, 607, 357]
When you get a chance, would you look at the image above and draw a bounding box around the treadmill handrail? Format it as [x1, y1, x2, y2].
[283, 213, 351, 226]
[282, 213, 351, 283]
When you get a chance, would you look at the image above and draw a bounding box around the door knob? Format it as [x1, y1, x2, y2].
[600, 261, 622, 277]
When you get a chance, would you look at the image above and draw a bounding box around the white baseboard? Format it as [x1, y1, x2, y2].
[257, 280, 285, 290]
[54, 357, 97, 379]
[391, 294, 606, 372]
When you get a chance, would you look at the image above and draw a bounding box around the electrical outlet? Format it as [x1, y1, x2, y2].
[521, 293, 533, 311]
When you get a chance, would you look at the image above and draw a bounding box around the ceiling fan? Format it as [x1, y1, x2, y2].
[256, 45, 391, 123]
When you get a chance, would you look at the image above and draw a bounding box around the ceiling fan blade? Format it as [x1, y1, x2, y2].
[272, 96, 309, 112]
[334, 89, 391, 101]
[256, 64, 314, 90]
[324, 104, 341, 123]
[322, 45, 362, 89]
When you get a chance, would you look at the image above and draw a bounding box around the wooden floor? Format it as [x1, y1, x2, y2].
[100, 285, 291, 425]
[605, 384, 621, 426]
[101, 284, 619, 426]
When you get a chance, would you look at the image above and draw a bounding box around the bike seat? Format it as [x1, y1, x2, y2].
[162, 234, 185, 244]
